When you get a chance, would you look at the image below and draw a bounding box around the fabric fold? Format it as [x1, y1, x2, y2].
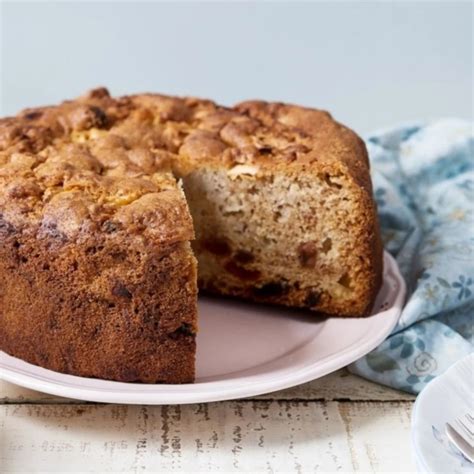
[349, 119, 474, 393]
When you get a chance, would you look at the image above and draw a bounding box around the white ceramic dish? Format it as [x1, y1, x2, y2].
[0, 251, 404, 404]
[412, 353, 474, 474]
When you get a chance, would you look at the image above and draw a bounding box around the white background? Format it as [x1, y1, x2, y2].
[1, 1, 472, 135]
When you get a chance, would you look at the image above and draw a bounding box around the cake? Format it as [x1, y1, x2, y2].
[0, 88, 383, 383]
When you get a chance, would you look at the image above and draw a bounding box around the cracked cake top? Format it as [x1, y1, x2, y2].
[0, 87, 370, 242]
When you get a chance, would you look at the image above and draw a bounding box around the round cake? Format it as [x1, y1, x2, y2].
[0, 88, 382, 382]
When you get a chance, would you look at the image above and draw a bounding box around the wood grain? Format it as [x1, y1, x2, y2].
[0, 401, 416, 473]
[0, 367, 415, 472]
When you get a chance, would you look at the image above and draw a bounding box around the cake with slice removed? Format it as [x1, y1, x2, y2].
[0, 88, 382, 383]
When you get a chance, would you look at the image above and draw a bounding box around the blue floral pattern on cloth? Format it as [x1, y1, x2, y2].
[349, 119, 474, 394]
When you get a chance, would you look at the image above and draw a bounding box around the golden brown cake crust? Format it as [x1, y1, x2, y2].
[0, 89, 201, 383]
[0, 88, 376, 238]
[0, 88, 383, 382]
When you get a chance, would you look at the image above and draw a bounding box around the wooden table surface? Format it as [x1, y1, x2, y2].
[0, 369, 417, 473]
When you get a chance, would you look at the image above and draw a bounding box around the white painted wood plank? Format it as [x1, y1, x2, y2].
[338, 402, 415, 473]
[0, 369, 414, 404]
[259, 370, 414, 401]
[0, 380, 65, 404]
[0, 401, 416, 473]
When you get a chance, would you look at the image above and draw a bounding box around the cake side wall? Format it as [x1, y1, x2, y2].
[0, 220, 197, 383]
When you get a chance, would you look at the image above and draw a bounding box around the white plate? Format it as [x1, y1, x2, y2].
[0, 251, 404, 404]
[412, 353, 474, 474]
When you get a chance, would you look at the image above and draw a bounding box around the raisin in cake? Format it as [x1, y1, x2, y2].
[0, 88, 382, 383]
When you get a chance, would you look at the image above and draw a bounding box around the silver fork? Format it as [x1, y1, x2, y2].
[446, 413, 474, 463]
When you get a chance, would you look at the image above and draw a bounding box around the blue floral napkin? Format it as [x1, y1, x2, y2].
[349, 119, 474, 394]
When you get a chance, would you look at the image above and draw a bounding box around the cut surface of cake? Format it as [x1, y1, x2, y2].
[0, 88, 382, 383]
